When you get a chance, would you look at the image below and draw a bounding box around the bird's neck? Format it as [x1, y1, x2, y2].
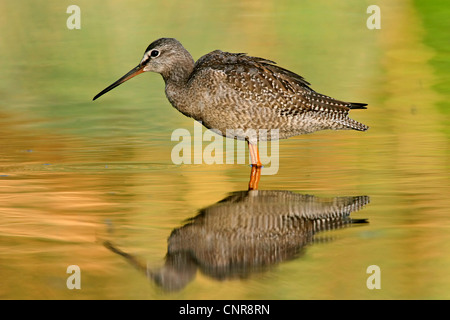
[161, 53, 195, 85]
[163, 55, 198, 118]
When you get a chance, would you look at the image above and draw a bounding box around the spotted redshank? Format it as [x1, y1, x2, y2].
[93, 38, 368, 189]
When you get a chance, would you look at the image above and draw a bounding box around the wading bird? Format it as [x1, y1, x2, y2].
[93, 38, 368, 189]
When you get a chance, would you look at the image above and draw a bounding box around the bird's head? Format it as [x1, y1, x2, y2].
[93, 38, 193, 101]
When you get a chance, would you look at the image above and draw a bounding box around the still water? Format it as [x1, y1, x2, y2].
[0, 1, 449, 299]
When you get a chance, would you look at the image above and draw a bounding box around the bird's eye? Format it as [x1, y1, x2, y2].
[150, 50, 160, 58]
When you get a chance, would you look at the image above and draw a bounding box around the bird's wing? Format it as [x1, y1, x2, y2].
[191, 51, 361, 114]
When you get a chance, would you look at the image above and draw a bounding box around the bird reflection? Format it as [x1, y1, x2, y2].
[104, 190, 370, 291]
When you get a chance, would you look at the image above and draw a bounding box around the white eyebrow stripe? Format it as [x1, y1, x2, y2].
[140, 54, 151, 65]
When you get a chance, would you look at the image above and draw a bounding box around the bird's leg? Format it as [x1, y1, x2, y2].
[248, 142, 262, 168]
[248, 142, 262, 190]
[248, 165, 261, 190]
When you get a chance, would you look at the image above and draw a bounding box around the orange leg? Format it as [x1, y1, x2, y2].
[248, 142, 262, 190]
[248, 165, 262, 190]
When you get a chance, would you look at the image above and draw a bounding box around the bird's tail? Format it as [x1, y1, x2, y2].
[341, 117, 369, 131]
[349, 102, 368, 109]
[347, 102, 368, 131]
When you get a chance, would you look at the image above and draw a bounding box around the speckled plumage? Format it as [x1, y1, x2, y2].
[94, 38, 368, 144]
[152, 38, 368, 143]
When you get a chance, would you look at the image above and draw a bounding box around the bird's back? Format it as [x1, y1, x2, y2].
[187, 50, 368, 139]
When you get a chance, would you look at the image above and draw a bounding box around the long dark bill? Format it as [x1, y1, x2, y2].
[93, 65, 145, 101]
